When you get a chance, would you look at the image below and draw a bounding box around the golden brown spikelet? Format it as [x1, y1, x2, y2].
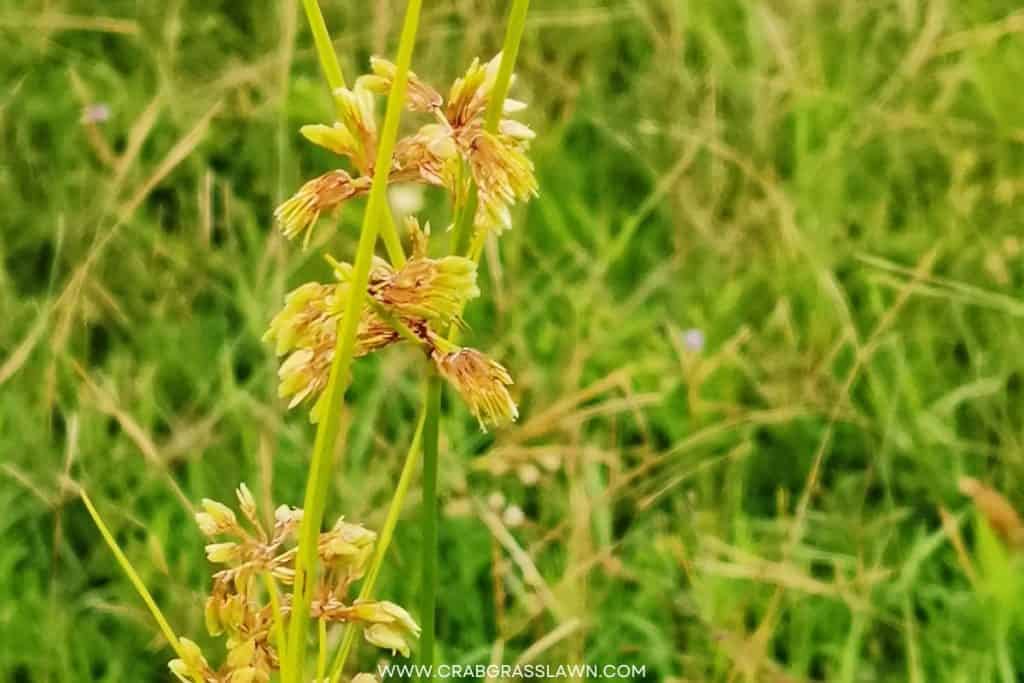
[432, 347, 518, 430]
[959, 476, 1024, 549]
[274, 170, 371, 246]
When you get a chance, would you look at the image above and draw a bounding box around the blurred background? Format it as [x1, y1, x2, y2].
[4, 1, 1024, 681]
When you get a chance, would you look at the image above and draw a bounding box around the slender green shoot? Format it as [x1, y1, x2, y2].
[327, 407, 427, 683]
[317, 618, 328, 681]
[263, 572, 288, 668]
[379, 211, 408, 270]
[301, 0, 346, 91]
[420, 5, 532, 678]
[301, 0, 407, 269]
[483, 1, 530, 133]
[416, 375, 443, 677]
[80, 490, 202, 683]
[285, 2, 423, 680]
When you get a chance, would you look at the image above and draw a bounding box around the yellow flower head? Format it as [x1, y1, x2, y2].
[333, 83, 378, 167]
[369, 219, 480, 325]
[352, 601, 421, 658]
[263, 282, 337, 355]
[265, 270, 403, 420]
[446, 53, 502, 128]
[392, 124, 460, 190]
[320, 517, 378, 577]
[301, 123, 361, 164]
[274, 170, 370, 246]
[465, 127, 538, 230]
[168, 638, 210, 683]
[433, 347, 518, 430]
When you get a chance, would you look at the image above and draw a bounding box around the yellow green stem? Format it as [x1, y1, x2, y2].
[416, 376, 442, 679]
[317, 618, 328, 681]
[326, 406, 427, 683]
[380, 210, 407, 269]
[80, 491, 203, 683]
[420, 6, 532, 678]
[301, 0, 346, 91]
[301, 0, 407, 269]
[285, 2, 423, 681]
[263, 573, 288, 667]
[484, 1, 530, 133]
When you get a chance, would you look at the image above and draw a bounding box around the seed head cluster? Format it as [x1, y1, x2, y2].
[168, 484, 419, 682]
[268, 53, 537, 430]
[267, 218, 517, 429]
[276, 53, 537, 245]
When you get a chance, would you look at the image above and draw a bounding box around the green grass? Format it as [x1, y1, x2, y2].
[3, 1, 1024, 681]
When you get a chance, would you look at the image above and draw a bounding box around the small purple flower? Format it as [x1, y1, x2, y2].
[682, 328, 704, 352]
[81, 103, 111, 125]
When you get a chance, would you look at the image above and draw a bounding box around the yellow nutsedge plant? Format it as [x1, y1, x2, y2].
[80, 0, 533, 681]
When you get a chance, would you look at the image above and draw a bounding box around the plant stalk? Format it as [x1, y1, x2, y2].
[301, 0, 407, 269]
[301, 0, 346, 92]
[327, 398, 427, 683]
[81, 491, 203, 683]
[419, 5, 532, 678]
[417, 375, 443, 679]
[285, 2, 422, 680]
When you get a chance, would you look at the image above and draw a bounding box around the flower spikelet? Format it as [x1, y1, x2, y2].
[274, 170, 370, 246]
[350, 601, 422, 657]
[446, 54, 501, 128]
[358, 57, 442, 113]
[188, 485, 418, 679]
[264, 272, 400, 419]
[263, 282, 337, 355]
[392, 124, 459, 189]
[466, 128, 538, 230]
[432, 347, 518, 429]
[168, 638, 211, 682]
[300, 123, 361, 162]
[369, 219, 480, 325]
[333, 83, 378, 170]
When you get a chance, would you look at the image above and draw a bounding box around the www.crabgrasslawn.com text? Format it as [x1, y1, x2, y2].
[378, 663, 648, 679]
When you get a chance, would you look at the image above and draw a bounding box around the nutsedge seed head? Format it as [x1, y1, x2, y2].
[469, 129, 538, 231]
[301, 123, 361, 161]
[370, 225, 480, 324]
[235, 483, 257, 521]
[205, 541, 241, 564]
[433, 348, 518, 430]
[196, 498, 238, 537]
[322, 518, 378, 573]
[265, 271, 400, 419]
[354, 600, 421, 657]
[263, 282, 336, 356]
[274, 170, 370, 246]
[168, 638, 209, 682]
[332, 83, 378, 171]
[277, 343, 333, 412]
[446, 53, 502, 127]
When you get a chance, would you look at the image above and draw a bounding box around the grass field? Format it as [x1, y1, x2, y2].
[4, 1, 1024, 681]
